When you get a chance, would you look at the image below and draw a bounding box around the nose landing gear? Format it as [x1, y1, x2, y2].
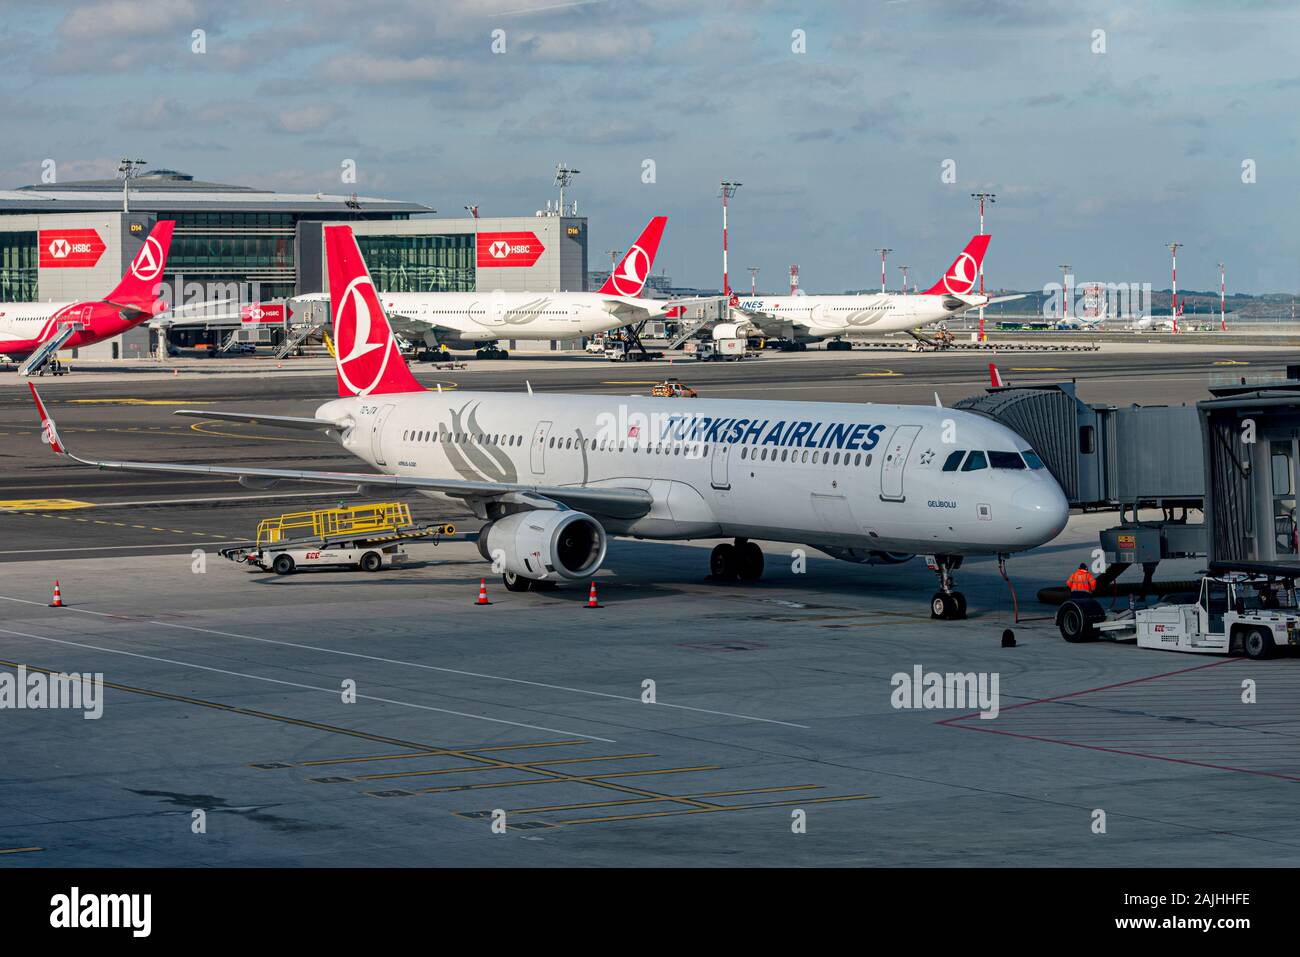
[929, 554, 967, 620]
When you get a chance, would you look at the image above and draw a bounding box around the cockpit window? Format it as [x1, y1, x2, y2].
[960, 451, 988, 472]
[1021, 450, 1046, 469]
[989, 451, 1027, 470]
[942, 450, 965, 472]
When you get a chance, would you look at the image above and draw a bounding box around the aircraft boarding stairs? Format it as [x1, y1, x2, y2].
[19, 322, 82, 376]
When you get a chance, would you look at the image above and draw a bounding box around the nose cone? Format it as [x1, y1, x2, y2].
[1010, 478, 1069, 548]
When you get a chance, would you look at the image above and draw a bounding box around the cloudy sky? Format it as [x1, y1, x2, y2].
[1, 0, 1297, 294]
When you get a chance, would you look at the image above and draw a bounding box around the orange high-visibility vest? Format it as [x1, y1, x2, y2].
[1067, 568, 1097, 592]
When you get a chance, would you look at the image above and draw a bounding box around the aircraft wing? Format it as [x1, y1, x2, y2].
[30, 385, 653, 521]
[173, 409, 345, 432]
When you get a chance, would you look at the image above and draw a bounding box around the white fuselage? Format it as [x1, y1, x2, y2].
[0, 300, 82, 347]
[316, 391, 1068, 555]
[379, 291, 665, 345]
[733, 293, 980, 340]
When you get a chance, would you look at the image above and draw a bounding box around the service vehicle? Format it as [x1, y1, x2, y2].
[650, 378, 698, 398]
[220, 502, 453, 575]
[1057, 567, 1300, 659]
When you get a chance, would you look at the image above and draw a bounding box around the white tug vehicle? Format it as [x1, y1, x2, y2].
[1057, 565, 1300, 660]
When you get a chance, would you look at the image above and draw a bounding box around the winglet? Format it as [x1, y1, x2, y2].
[28, 383, 66, 455]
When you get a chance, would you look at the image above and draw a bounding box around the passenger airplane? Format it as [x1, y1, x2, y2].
[29, 225, 1069, 619]
[313, 216, 678, 359]
[728, 235, 1022, 349]
[0, 220, 176, 373]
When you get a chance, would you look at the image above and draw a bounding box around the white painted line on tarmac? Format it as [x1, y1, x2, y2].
[0, 623, 616, 743]
[0, 542, 242, 555]
[0, 594, 809, 729]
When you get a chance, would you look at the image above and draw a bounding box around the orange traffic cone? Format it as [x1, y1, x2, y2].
[584, 581, 602, 609]
[50, 581, 64, 607]
[474, 577, 491, 606]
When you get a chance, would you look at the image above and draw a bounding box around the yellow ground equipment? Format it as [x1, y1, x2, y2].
[223, 502, 455, 575]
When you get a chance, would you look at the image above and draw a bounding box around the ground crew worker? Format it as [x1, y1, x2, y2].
[1067, 563, 1097, 593]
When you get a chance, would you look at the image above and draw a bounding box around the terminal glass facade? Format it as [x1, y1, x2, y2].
[167, 212, 298, 301]
[356, 233, 475, 292]
[0, 231, 37, 301]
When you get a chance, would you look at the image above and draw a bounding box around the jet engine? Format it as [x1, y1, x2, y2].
[477, 510, 607, 581]
[812, 545, 915, 565]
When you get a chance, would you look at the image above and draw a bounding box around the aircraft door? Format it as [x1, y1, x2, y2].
[879, 425, 922, 501]
[531, 420, 552, 475]
[371, 403, 395, 466]
[711, 442, 731, 490]
[490, 290, 507, 326]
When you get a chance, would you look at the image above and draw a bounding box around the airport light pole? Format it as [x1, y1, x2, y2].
[118, 157, 147, 213]
[1218, 261, 1226, 332]
[1058, 264, 1071, 323]
[555, 164, 580, 216]
[720, 182, 741, 295]
[464, 205, 479, 289]
[789, 265, 799, 295]
[898, 265, 910, 295]
[748, 266, 760, 297]
[606, 249, 621, 286]
[971, 192, 995, 341]
[875, 248, 892, 294]
[1166, 242, 1183, 334]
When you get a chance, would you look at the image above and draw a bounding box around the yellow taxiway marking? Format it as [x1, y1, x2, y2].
[66, 399, 215, 406]
[355, 752, 657, 782]
[288, 739, 590, 768]
[1213, 360, 1249, 366]
[855, 370, 902, 377]
[603, 380, 661, 385]
[415, 765, 722, 795]
[0, 847, 42, 856]
[187, 421, 323, 444]
[498, 784, 823, 816]
[1010, 367, 1064, 372]
[556, 793, 877, 827]
[0, 499, 94, 511]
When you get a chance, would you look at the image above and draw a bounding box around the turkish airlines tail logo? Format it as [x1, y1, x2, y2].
[922, 234, 991, 296]
[104, 220, 176, 311]
[599, 216, 667, 297]
[324, 225, 423, 398]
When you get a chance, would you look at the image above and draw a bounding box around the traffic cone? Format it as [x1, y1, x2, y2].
[584, 581, 602, 609]
[474, 577, 491, 606]
[50, 581, 64, 607]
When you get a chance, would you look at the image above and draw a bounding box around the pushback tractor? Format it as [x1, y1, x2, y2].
[1057, 566, 1300, 660]
[220, 502, 454, 575]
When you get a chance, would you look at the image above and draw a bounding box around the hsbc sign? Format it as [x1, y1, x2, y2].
[240, 303, 286, 324]
[476, 231, 544, 268]
[39, 228, 107, 269]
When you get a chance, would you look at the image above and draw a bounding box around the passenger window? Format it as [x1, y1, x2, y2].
[942, 450, 965, 471]
[961, 451, 988, 472]
[989, 451, 1026, 470]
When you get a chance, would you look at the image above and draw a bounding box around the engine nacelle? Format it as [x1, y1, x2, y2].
[711, 322, 754, 341]
[812, 545, 915, 565]
[477, 510, 607, 581]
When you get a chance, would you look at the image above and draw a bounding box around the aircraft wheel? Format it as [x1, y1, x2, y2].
[931, 592, 959, 619]
[736, 541, 764, 581]
[1242, 627, 1275, 660]
[272, 554, 296, 576]
[503, 571, 534, 592]
[710, 543, 738, 581]
[360, 551, 383, 572]
[952, 592, 967, 619]
[497, 349, 509, 359]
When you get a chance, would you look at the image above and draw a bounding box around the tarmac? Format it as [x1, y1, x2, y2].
[1, 342, 1298, 866]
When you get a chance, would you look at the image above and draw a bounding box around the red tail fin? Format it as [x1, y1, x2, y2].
[103, 220, 175, 312]
[324, 225, 424, 398]
[598, 216, 667, 296]
[922, 235, 991, 296]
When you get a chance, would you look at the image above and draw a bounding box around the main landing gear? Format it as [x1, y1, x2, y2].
[709, 538, 765, 582]
[929, 554, 967, 620]
[475, 344, 510, 359]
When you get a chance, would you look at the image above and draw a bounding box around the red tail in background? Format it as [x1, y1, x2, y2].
[103, 220, 176, 312]
[922, 235, 991, 296]
[598, 216, 667, 296]
[989, 363, 1006, 388]
[324, 225, 424, 398]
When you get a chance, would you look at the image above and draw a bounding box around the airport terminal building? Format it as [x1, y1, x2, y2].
[0, 169, 589, 357]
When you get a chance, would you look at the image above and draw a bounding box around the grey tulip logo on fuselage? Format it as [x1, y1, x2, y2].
[440, 401, 519, 483]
